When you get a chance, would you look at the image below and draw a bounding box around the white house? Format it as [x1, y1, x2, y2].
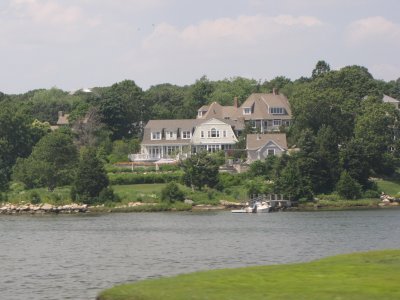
[130, 118, 243, 162]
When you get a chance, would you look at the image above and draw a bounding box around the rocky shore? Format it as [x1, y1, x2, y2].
[0, 203, 88, 214]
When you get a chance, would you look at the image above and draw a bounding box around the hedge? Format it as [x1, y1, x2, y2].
[109, 172, 184, 185]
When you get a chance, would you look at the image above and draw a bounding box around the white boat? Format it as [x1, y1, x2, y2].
[231, 201, 271, 213]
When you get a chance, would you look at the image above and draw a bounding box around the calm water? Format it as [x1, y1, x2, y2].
[1, 209, 400, 300]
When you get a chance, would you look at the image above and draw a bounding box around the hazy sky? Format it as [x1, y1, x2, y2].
[1, 0, 399, 94]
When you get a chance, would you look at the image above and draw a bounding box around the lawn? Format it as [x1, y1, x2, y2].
[376, 179, 400, 196]
[98, 249, 400, 300]
[112, 183, 167, 203]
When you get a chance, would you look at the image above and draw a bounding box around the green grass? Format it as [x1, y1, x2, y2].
[376, 179, 400, 196]
[112, 184, 167, 203]
[98, 250, 400, 300]
[5, 184, 72, 205]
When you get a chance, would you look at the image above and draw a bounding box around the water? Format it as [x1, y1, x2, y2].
[1, 209, 400, 300]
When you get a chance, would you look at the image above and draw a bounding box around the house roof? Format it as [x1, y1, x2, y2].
[240, 93, 292, 120]
[246, 133, 288, 151]
[197, 92, 292, 121]
[383, 94, 400, 103]
[142, 118, 244, 144]
[56, 113, 70, 125]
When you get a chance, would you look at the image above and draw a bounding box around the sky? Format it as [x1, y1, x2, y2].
[1, 0, 400, 94]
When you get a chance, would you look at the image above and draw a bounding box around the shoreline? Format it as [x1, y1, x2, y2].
[0, 199, 398, 215]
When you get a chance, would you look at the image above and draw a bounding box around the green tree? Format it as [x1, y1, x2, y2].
[336, 171, 362, 199]
[98, 80, 144, 140]
[181, 152, 220, 190]
[312, 60, 331, 79]
[12, 131, 78, 190]
[72, 148, 109, 203]
[161, 182, 185, 203]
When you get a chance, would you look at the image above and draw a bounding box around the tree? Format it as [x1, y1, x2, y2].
[161, 182, 185, 203]
[336, 171, 362, 199]
[12, 131, 78, 190]
[98, 80, 144, 140]
[181, 152, 220, 190]
[354, 97, 399, 175]
[312, 60, 330, 79]
[72, 148, 109, 203]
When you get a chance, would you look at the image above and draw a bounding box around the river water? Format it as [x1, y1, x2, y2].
[1, 209, 400, 300]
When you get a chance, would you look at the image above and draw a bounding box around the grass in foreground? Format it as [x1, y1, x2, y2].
[98, 249, 400, 300]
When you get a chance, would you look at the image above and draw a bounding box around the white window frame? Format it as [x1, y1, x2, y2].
[267, 149, 275, 156]
[182, 131, 191, 139]
[207, 144, 221, 152]
[273, 119, 281, 126]
[151, 132, 161, 140]
[270, 107, 284, 114]
[201, 131, 204, 138]
[243, 107, 251, 115]
[208, 128, 220, 138]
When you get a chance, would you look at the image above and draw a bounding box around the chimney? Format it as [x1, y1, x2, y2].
[233, 96, 238, 108]
[256, 133, 261, 140]
[272, 88, 279, 95]
[58, 111, 63, 117]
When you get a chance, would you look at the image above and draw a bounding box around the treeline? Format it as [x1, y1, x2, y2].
[1, 61, 400, 200]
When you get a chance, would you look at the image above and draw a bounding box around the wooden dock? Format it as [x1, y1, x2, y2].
[251, 194, 292, 210]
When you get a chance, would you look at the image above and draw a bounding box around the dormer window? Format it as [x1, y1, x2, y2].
[182, 131, 191, 139]
[151, 132, 161, 140]
[243, 107, 251, 115]
[208, 128, 220, 138]
[270, 107, 284, 114]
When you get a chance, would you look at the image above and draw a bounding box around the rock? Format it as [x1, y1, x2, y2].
[184, 199, 194, 205]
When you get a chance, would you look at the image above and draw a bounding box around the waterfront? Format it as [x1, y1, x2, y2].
[1, 209, 400, 300]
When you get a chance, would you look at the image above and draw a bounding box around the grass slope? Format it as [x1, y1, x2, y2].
[98, 250, 400, 300]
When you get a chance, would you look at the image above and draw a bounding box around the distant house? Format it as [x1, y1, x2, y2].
[382, 94, 400, 110]
[246, 133, 288, 163]
[130, 118, 244, 162]
[56, 111, 70, 126]
[197, 91, 292, 133]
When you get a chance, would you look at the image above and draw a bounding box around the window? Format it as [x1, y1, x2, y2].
[223, 130, 227, 137]
[166, 131, 175, 140]
[273, 119, 281, 126]
[198, 111, 203, 117]
[267, 149, 275, 156]
[208, 128, 219, 138]
[182, 131, 191, 139]
[270, 107, 284, 114]
[151, 132, 161, 140]
[201, 131, 204, 138]
[243, 107, 251, 115]
[207, 144, 221, 152]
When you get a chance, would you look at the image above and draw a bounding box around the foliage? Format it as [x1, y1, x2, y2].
[161, 182, 185, 203]
[97, 80, 144, 140]
[109, 172, 184, 185]
[336, 171, 362, 199]
[12, 131, 78, 190]
[181, 152, 220, 190]
[72, 148, 109, 203]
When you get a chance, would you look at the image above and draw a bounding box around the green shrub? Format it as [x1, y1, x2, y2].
[336, 171, 362, 199]
[30, 191, 41, 204]
[109, 172, 184, 185]
[98, 187, 120, 203]
[363, 189, 380, 199]
[161, 182, 185, 203]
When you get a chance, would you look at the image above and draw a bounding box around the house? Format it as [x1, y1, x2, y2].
[246, 133, 288, 163]
[382, 94, 400, 110]
[56, 111, 70, 126]
[129, 118, 244, 162]
[197, 91, 292, 133]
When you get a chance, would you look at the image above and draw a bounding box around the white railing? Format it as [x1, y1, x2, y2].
[128, 154, 161, 161]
